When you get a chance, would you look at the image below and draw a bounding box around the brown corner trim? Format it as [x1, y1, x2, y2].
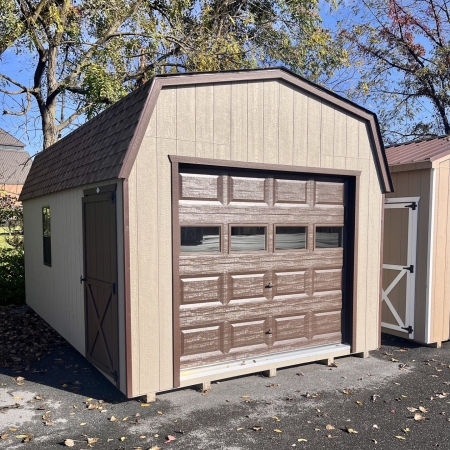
[171, 158, 181, 388]
[119, 68, 392, 193]
[351, 175, 360, 353]
[122, 179, 133, 397]
[168, 155, 362, 178]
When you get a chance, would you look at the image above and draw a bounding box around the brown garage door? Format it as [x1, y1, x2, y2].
[174, 164, 352, 374]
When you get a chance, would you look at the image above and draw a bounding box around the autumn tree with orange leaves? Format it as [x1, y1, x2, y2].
[341, 0, 450, 144]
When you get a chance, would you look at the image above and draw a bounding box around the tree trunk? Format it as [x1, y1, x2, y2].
[42, 108, 58, 149]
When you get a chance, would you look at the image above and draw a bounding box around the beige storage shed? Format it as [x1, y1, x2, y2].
[20, 68, 393, 400]
[383, 136, 450, 347]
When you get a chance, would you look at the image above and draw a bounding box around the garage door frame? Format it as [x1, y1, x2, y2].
[170, 155, 361, 388]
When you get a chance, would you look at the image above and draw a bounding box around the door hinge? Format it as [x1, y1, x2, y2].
[112, 283, 116, 295]
[401, 325, 413, 334]
[403, 265, 414, 273]
[405, 202, 417, 210]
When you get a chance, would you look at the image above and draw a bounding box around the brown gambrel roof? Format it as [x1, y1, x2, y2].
[0, 128, 25, 148]
[386, 135, 450, 166]
[20, 68, 393, 201]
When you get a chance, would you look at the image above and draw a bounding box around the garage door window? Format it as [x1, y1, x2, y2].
[275, 226, 307, 250]
[181, 226, 221, 252]
[315, 226, 343, 248]
[230, 226, 266, 251]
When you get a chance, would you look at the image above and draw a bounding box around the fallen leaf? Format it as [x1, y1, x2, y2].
[1, 434, 9, 440]
[342, 389, 352, 395]
[419, 406, 428, 413]
[274, 429, 282, 433]
[64, 439, 75, 447]
[373, 424, 379, 429]
[407, 407, 418, 412]
[119, 436, 126, 441]
[140, 403, 150, 407]
[356, 401, 363, 406]
[236, 428, 244, 431]
[241, 396, 250, 398]
[414, 413, 427, 421]
[346, 428, 358, 434]
[298, 438, 307, 442]
[395, 436, 406, 440]
[371, 395, 380, 403]
[326, 424, 335, 430]
[87, 437, 99, 444]
[372, 439, 378, 443]
[403, 428, 410, 433]
[252, 426, 263, 431]
[80, 422, 87, 426]
[149, 447, 162, 450]
[109, 416, 118, 422]
[8, 428, 17, 432]
[164, 435, 177, 444]
[157, 411, 163, 415]
[272, 416, 281, 422]
[391, 358, 399, 362]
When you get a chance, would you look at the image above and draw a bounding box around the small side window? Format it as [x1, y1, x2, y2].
[315, 226, 343, 249]
[42, 206, 51, 266]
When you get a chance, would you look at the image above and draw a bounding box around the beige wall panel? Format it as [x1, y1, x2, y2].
[230, 83, 248, 162]
[307, 97, 321, 167]
[263, 81, 280, 164]
[278, 82, 294, 166]
[334, 110, 347, 158]
[136, 135, 160, 395]
[147, 109, 157, 137]
[355, 159, 370, 351]
[128, 166, 140, 394]
[346, 116, 359, 159]
[158, 137, 177, 390]
[177, 140, 196, 157]
[23, 179, 121, 357]
[247, 82, 264, 163]
[129, 80, 384, 395]
[213, 83, 231, 147]
[293, 89, 308, 166]
[157, 88, 176, 139]
[176, 86, 195, 141]
[431, 165, 446, 342]
[366, 165, 382, 349]
[358, 122, 371, 160]
[443, 161, 450, 341]
[196, 85, 214, 144]
[321, 104, 334, 158]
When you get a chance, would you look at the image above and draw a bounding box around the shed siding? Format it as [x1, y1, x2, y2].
[128, 80, 384, 397]
[23, 179, 122, 356]
[431, 159, 450, 343]
[385, 168, 431, 342]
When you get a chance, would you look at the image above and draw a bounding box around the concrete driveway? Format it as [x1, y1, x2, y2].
[1, 329, 449, 449]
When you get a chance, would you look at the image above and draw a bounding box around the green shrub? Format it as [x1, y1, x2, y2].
[0, 247, 25, 306]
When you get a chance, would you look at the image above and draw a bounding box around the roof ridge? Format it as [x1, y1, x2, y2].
[386, 134, 450, 149]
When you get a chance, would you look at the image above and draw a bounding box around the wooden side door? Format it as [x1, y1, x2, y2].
[382, 198, 418, 338]
[82, 187, 119, 384]
[174, 166, 351, 374]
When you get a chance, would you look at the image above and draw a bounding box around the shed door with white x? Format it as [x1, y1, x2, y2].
[382, 198, 418, 338]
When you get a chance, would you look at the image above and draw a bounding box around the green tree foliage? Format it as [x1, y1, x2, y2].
[341, 0, 450, 144]
[0, 0, 347, 149]
[0, 193, 24, 305]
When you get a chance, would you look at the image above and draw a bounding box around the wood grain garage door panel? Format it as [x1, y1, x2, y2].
[176, 167, 346, 370]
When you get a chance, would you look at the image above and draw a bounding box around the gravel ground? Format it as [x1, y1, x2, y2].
[0, 310, 449, 449]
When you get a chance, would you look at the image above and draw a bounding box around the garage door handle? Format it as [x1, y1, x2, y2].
[265, 283, 273, 288]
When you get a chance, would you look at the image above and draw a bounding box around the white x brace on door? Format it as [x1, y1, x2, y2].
[382, 197, 419, 339]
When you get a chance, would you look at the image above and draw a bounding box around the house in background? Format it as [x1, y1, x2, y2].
[0, 128, 32, 196]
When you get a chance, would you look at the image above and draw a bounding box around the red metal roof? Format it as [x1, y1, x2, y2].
[386, 135, 450, 166]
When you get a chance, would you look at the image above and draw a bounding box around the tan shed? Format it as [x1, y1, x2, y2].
[20, 68, 393, 400]
[383, 136, 450, 348]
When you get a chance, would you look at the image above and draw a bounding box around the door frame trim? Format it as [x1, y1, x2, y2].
[170, 156, 360, 388]
[82, 183, 120, 387]
[382, 197, 419, 339]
